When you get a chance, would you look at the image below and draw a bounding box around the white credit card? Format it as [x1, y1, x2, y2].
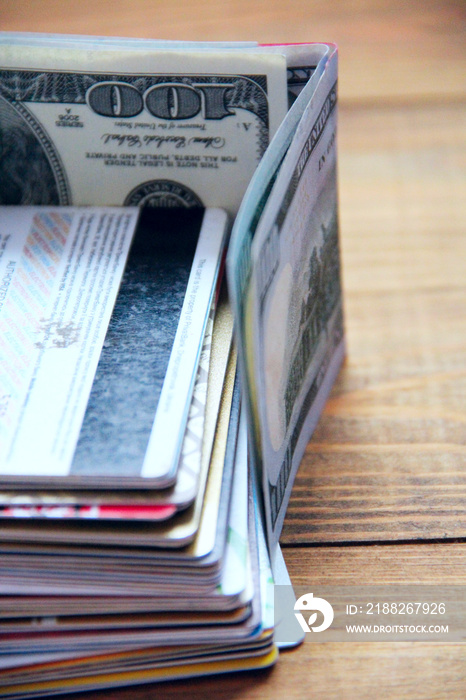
[0, 206, 228, 487]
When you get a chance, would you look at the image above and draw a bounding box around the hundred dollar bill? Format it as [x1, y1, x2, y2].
[228, 45, 344, 561]
[227, 45, 330, 445]
[0, 40, 287, 216]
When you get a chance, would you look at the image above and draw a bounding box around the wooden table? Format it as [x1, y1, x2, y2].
[1, 0, 465, 697]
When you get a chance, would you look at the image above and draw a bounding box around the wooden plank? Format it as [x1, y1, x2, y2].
[0, 0, 464, 102]
[283, 542, 466, 584]
[339, 102, 466, 294]
[281, 100, 466, 544]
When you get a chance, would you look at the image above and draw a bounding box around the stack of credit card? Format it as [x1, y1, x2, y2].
[0, 206, 299, 698]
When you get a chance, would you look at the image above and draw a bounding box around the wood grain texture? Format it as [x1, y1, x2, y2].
[283, 543, 466, 585]
[0, 0, 465, 698]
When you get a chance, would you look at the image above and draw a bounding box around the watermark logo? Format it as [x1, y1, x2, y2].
[294, 592, 334, 633]
[275, 585, 463, 645]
